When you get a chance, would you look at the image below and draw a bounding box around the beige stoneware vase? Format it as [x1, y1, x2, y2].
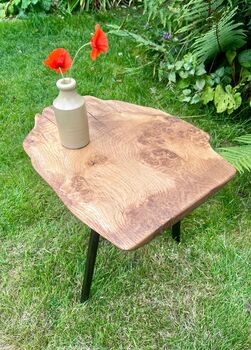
[53, 78, 90, 149]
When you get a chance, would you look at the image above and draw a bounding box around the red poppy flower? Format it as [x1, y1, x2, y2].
[43, 48, 72, 74]
[90, 24, 108, 61]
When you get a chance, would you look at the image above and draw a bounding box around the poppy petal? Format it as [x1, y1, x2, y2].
[89, 24, 108, 60]
[90, 48, 99, 61]
[43, 48, 72, 74]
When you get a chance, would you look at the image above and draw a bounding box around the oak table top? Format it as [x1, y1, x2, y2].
[23, 96, 236, 250]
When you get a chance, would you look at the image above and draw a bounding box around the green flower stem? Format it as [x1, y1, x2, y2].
[70, 42, 90, 77]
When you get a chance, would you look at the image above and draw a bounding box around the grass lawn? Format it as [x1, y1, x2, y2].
[0, 9, 251, 350]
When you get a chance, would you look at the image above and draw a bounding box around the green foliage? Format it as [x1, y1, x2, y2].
[192, 8, 246, 63]
[108, 24, 166, 53]
[238, 49, 251, 68]
[143, 0, 185, 32]
[159, 51, 250, 115]
[128, 0, 251, 118]
[219, 134, 251, 172]
[214, 84, 242, 114]
[142, 0, 248, 52]
[0, 0, 54, 17]
[0, 0, 137, 17]
[65, 0, 137, 14]
[159, 53, 206, 84]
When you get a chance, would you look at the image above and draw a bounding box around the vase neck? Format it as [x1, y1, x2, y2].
[53, 78, 85, 111]
[56, 78, 76, 92]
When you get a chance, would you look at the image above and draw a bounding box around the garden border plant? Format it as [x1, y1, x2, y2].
[0, 0, 139, 18]
[109, 0, 251, 172]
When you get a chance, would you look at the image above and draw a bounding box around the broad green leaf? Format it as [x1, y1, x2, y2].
[0, 9, 5, 18]
[241, 68, 251, 82]
[175, 60, 183, 70]
[222, 75, 232, 85]
[234, 92, 242, 110]
[41, 0, 51, 10]
[225, 85, 236, 111]
[195, 78, 205, 91]
[226, 50, 236, 65]
[8, 3, 15, 14]
[206, 77, 215, 87]
[196, 64, 207, 76]
[211, 73, 220, 84]
[227, 107, 234, 114]
[225, 84, 233, 94]
[182, 96, 191, 103]
[168, 71, 176, 83]
[182, 89, 192, 96]
[238, 49, 251, 68]
[214, 76, 220, 84]
[167, 63, 175, 70]
[21, 0, 30, 9]
[191, 94, 200, 104]
[8, 0, 21, 14]
[215, 67, 225, 78]
[201, 86, 214, 105]
[214, 85, 229, 113]
[179, 70, 189, 79]
[183, 63, 192, 71]
[214, 85, 242, 114]
[176, 79, 190, 90]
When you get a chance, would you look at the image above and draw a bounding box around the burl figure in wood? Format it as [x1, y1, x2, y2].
[23, 96, 236, 302]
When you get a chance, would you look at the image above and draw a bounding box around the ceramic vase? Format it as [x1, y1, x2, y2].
[53, 78, 90, 149]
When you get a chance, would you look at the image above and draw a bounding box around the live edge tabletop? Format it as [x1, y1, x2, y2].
[23, 96, 236, 250]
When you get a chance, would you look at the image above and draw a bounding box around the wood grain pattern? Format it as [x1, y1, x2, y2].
[23, 96, 236, 250]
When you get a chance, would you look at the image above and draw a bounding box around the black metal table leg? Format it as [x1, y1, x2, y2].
[80, 229, 100, 303]
[171, 221, 181, 243]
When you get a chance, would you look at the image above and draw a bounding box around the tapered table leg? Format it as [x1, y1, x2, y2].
[171, 221, 181, 243]
[80, 229, 100, 303]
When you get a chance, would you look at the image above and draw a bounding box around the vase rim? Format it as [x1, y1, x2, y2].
[56, 77, 76, 91]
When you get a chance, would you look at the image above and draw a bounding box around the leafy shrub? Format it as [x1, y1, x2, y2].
[0, 0, 138, 18]
[110, 0, 251, 171]
[64, 0, 138, 15]
[218, 134, 251, 173]
[111, 0, 251, 116]
[0, 0, 54, 18]
[160, 51, 251, 114]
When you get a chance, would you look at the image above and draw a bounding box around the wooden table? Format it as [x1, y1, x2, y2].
[23, 96, 236, 302]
